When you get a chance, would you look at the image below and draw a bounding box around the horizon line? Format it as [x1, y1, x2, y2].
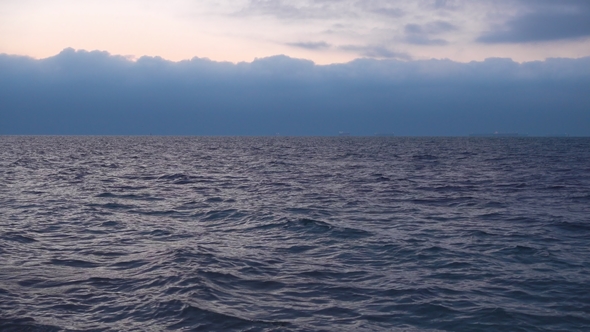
[0, 134, 584, 138]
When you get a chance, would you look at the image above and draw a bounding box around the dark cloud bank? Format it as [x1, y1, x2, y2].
[1, 48, 589, 136]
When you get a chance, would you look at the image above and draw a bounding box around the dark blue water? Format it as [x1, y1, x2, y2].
[1, 136, 589, 331]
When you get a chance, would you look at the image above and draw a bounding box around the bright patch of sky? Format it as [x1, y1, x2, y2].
[1, 0, 590, 63]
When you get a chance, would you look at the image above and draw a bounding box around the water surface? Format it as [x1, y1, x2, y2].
[1, 136, 589, 331]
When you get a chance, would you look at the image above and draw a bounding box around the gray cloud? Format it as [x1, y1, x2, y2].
[431, 0, 462, 10]
[237, 0, 460, 21]
[354, 1, 404, 18]
[403, 21, 456, 45]
[403, 21, 455, 45]
[1, 48, 589, 136]
[232, 1, 590, 55]
[404, 35, 447, 46]
[287, 41, 331, 50]
[237, 0, 351, 20]
[478, 1, 590, 43]
[339, 45, 411, 60]
[236, 0, 409, 20]
[238, 0, 304, 19]
[422, 21, 456, 34]
[434, 0, 449, 9]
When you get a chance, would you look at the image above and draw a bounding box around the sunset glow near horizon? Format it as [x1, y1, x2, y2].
[2, 0, 590, 64]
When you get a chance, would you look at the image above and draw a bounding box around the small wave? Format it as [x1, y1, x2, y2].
[96, 192, 162, 201]
[166, 300, 291, 330]
[134, 209, 183, 217]
[148, 229, 172, 237]
[110, 259, 149, 270]
[157, 173, 206, 185]
[553, 221, 590, 232]
[293, 218, 333, 230]
[280, 218, 373, 239]
[87, 202, 136, 210]
[0, 317, 60, 332]
[570, 194, 590, 201]
[202, 209, 242, 221]
[100, 220, 121, 227]
[2, 232, 37, 243]
[49, 258, 100, 268]
[412, 154, 439, 160]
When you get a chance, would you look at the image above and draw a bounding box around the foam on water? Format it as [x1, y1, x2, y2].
[0, 136, 589, 331]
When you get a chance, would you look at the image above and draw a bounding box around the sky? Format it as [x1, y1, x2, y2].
[2, 0, 590, 63]
[1, 0, 590, 136]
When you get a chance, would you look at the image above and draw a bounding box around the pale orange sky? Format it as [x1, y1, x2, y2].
[1, 0, 590, 64]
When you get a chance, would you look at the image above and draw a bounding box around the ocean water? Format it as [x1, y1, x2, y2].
[0, 136, 589, 332]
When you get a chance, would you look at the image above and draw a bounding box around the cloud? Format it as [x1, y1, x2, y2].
[403, 21, 456, 45]
[236, 0, 590, 52]
[404, 35, 447, 46]
[236, 0, 453, 20]
[433, 0, 449, 9]
[287, 41, 331, 50]
[236, 0, 351, 20]
[405, 21, 456, 35]
[355, 1, 404, 18]
[339, 45, 411, 60]
[1, 48, 589, 136]
[478, 1, 590, 43]
[3, 0, 590, 68]
[238, 0, 304, 19]
[238, 0, 404, 20]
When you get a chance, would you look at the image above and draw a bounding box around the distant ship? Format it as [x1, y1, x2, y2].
[338, 131, 351, 136]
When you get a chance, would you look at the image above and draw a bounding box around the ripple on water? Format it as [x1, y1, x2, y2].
[0, 136, 589, 331]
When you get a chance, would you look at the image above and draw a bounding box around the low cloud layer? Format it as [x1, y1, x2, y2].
[1, 48, 589, 136]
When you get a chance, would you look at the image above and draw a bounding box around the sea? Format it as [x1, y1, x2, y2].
[0, 136, 589, 331]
